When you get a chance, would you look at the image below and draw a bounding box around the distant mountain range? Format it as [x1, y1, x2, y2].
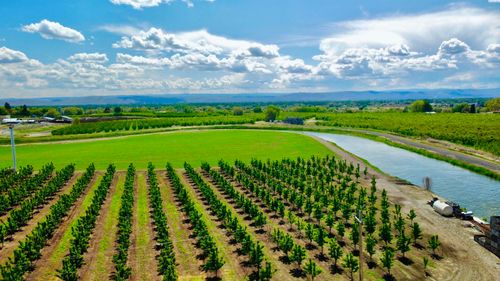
[1, 89, 498, 106]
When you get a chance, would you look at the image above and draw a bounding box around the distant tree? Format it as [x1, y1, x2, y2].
[485, 97, 500, 112]
[45, 108, 61, 118]
[409, 100, 433, 112]
[19, 104, 30, 116]
[264, 105, 280, 121]
[253, 106, 263, 113]
[104, 107, 111, 113]
[232, 107, 244, 116]
[0, 107, 8, 115]
[452, 103, 475, 113]
[114, 106, 122, 115]
[4, 102, 11, 111]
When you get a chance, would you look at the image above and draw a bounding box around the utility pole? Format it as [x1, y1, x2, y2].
[9, 124, 16, 172]
[355, 208, 363, 281]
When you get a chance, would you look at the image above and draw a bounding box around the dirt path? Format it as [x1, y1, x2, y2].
[0, 172, 81, 263]
[179, 170, 248, 280]
[310, 135, 500, 281]
[128, 171, 161, 281]
[157, 170, 206, 280]
[26, 172, 103, 281]
[78, 172, 125, 281]
[199, 169, 308, 281]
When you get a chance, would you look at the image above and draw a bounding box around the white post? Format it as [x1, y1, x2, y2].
[9, 125, 16, 172]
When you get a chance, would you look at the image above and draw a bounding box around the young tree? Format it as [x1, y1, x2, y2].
[289, 245, 306, 269]
[304, 259, 322, 281]
[328, 239, 343, 268]
[411, 222, 423, 245]
[280, 235, 294, 258]
[407, 209, 417, 225]
[350, 222, 360, 250]
[379, 222, 392, 246]
[365, 235, 377, 262]
[336, 221, 345, 240]
[325, 213, 335, 234]
[396, 231, 411, 258]
[250, 243, 265, 273]
[342, 253, 359, 281]
[380, 247, 394, 276]
[316, 227, 327, 255]
[423, 256, 430, 277]
[259, 261, 274, 281]
[305, 223, 315, 245]
[203, 248, 225, 278]
[428, 235, 440, 256]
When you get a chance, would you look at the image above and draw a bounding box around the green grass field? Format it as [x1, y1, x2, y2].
[0, 130, 331, 170]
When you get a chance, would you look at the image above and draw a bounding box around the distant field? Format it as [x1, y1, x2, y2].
[0, 130, 331, 170]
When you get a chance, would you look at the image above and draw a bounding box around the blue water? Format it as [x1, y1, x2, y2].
[304, 132, 500, 219]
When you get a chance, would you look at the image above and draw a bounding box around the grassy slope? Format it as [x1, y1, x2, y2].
[0, 130, 331, 170]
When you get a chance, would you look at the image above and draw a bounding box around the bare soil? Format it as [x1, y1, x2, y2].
[26, 172, 102, 281]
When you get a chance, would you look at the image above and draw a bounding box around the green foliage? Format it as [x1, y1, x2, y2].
[409, 100, 433, 112]
[304, 259, 322, 281]
[232, 107, 244, 116]
[264, 105, 280, 121]
[428, 235, 441, 255]
[342, 253, 359, 281]
[365, 234, 377, 261]
[328, 239, 343, 266]
[411, 222, 423, 245]
[485, 97, 500, 112]
[289, 245, 306, 268]
[380, 247, 395, 275]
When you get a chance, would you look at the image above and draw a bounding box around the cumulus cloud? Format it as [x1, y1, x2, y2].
[110, 0, 214, 9]
[0, 47, 29, 63]
[68, 53, 109, 64]
[22, 20, 85, 43]
[320, 6, 499, 55]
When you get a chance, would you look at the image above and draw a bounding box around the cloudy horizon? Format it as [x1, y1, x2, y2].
[0, 1, 499, 98]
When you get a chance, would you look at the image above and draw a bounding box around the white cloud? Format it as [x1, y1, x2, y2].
[0, 47, 29, 63]
[320, 6, 499, 55]
[110, 0, 214, 9]
[22, 20, 85, 43]
[68, 53, 109, 64]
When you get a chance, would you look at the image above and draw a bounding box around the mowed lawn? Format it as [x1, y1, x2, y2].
[0, 130, 331, 170]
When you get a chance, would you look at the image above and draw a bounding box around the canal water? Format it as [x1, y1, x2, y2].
[304, 132, 500, 219]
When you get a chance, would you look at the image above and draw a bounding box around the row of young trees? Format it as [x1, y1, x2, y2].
[57, 164, 116, 281]
[0, 164, 74, 245]
[146, 163, 177, 281]
[165, 163, 225, 279]
[247, 156, 441, 278]
[112, 164, 136, 281]
[51, 116, 257, 135]
[184, 163, 273, 280]
[0, 163, 95, 281]
[201, 163, 267, 229]
[0, 165, 34, 193]
[0, 164, 53, 215]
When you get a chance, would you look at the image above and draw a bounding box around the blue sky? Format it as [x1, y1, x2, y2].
[0, 0, 499, 98]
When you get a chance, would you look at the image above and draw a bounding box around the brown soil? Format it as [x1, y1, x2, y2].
[26, 172, 102, 281]
[156, 170, 206, 279]
[0, 172, 81, 263]
[311, 136, 500, 281]
[78, 171, 125, 280]
[179, 170, 249, 280]
[128, 171, 161, 281]
[199, 169, 306, 281]
[78, 171, 123, 281]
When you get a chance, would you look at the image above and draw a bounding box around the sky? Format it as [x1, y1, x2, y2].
[0, 0, 499, 98]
